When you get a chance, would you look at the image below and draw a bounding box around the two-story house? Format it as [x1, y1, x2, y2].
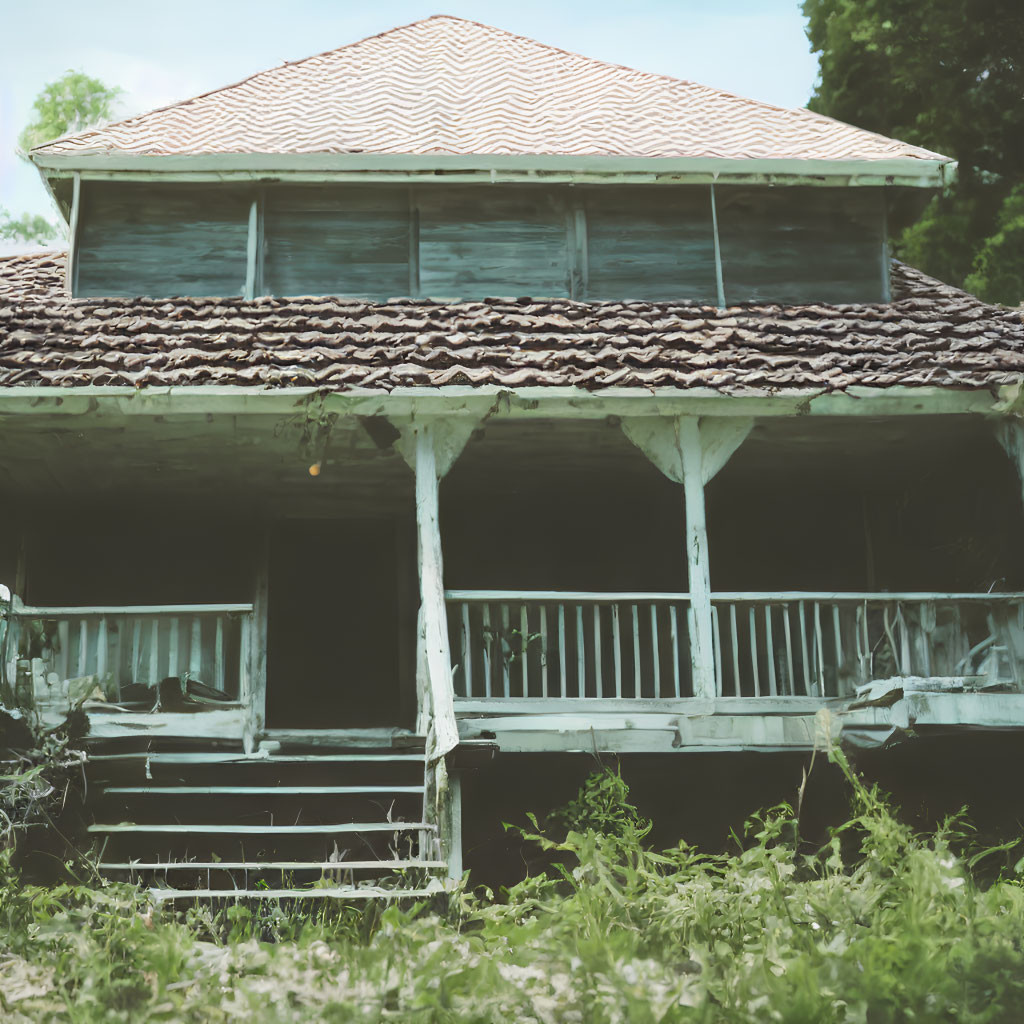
[2, 15, 1024, 898]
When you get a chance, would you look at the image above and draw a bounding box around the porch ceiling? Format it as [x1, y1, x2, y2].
[0, 408, 412, 515]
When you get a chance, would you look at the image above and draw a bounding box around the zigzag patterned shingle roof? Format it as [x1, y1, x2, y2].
[33, 15, 947, 163]
[1, 252, 1020, 392]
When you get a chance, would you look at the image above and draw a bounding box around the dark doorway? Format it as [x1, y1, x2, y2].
[266, 520, 406, 729]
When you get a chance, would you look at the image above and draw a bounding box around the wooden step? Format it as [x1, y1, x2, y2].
[103, 785, 425, 795]
[89, 821, 434, 835]
[99, 859, 445, 872]
[88, 752, 425, 764]
[149, 885, 446, 901]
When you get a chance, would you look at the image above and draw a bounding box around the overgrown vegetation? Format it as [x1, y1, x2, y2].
[4, 737, 1024, 1021]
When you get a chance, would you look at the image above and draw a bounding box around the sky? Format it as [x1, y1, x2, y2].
[0, 0, 820, 232]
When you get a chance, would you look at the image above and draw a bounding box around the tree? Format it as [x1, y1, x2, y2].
[1, 71, 121, 246]
[802, 0, 1024, 305]
[17, 71, 121, 155]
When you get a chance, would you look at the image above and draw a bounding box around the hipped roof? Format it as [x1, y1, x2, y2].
[32, 15, 949, 167]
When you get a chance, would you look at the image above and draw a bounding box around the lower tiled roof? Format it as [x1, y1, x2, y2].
[0, 251, 1021, 392]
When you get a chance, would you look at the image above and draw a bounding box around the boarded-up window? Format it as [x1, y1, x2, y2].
[584, 188, 718, 302]
[263, 187, 411, 299]
[716, 187, 886, 305]
[417, 188, 570, 299]
[76, 183, 250, 298]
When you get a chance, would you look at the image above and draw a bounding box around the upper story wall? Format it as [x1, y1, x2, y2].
[73, 182, 890, 305]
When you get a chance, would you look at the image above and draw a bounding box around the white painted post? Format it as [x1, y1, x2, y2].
[414, 423, 460, 760]
[677, 416, 716, 699]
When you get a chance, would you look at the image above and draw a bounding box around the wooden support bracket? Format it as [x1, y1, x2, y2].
[621, 415, 754, 697]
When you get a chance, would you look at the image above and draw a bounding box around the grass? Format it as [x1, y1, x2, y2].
[3, 742, 1024, 1021]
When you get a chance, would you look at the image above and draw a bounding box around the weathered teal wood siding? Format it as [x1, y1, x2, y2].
[416, 188, 571, 299]
[76, 183, 250, 298]
[715, 187, 885, 305]
[584, 188, 718, 302]
[263, 187, 411, 300]
[73, 182, 890, 305]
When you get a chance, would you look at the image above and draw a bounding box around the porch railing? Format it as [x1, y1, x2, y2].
[447, 590, 1024, 701]
[4, 599, 254, 712]
[446, 591, 693, 699]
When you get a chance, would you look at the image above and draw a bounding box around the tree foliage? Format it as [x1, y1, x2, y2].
[17, 71, 121, 155]
[803, 0, 1024, 305]
[2, 71, 121, 246]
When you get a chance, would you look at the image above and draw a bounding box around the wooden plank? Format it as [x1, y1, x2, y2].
[149, 619, 159, 683]
[500, 604, 511, 698]
[765, 606, 777, 697]
[481, 604, 492, 698]
[66, 172, 81, 295]
[446, 590, 1024, 604]
[414, 424, 460, 759]
[584, 186, 717, 302]
[650, 604, 661, 698]
[539, 605, 549, 699]
[417, 187, 570, 299]
[520, 604, 529, 698]
[214, 617, 225, 693]
[709, 183, 726, 309]
[105, 786, 425, 795]
[558, 605, 567, 699]
[461, 603, 472, 698]
[168, 618, 179, 678]
[576, 605, 585, 697]
[730, 604, 741, 697]
[631, 604, 640, 698]
[89, 822, 434, 835]
[715, 185, 886, 304]
[749, 605, 760, 698]
[612, 604, 623, 698]
[190, 617, 202, 677]
[670, 604, 681, 698]
[89, 751, 425, 763]
[78, 619, 88, 677]
[244, 197, 258, 299]
[593, 604, 603, 696]
[782, 605, 794, 697]
[149, 887, 442, 901]
[76, 182, 250, 298]
[678, 417, 716, 698]
[15, 603, 254, 616]
[813, 603, 825, 697]
[101, 860, 444, 871]
[799, 600, 811, 697]
[263, 185, 411, 300]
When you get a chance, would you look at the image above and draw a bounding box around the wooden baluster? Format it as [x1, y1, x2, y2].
[919, 601, 932, 677]
[96, 617, 108, 681]
[730, 604, 740, 697]
[190, 617, 202, 679]
[813, 603, 824, 697]
[593, 604, 603, 697]
[749, 605, 760, 698]
[632, 604, 641, 698]
[576, 605, 585, 698]
[168, 618, 179, 679]
[670, 604, 681, 698]
[215, 616, 226, 694]
[130, 618, 142, 686]
[57, 620, 69, 682]
[500, 604, 510, 698]
[711, 604, 722, 698]
[765, 606, 777, 697]
[481, 604, 492, 698]
[782, 604, 794, 697]
[651, 604, 661, 698]
[149, 619, 159, 684]
[832, 605, 843, 690]
[862, 601, 871, 680]
[899, 602, 912, 676]
[461, 603, 472, 698]
[78, 619, 88, 678]
[612, 604, 623, 699]
[539, 605, 549, 699]
[520, 605, 529, 697]
[558, 605, 567, 698]
[799, 600, 812, 696]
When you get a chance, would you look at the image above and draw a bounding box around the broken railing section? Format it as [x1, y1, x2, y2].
[447, 591, 1024, 700]
[3, 598, 255, 714]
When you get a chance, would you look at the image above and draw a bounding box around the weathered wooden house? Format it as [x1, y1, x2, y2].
[2, 15, 1024, 898]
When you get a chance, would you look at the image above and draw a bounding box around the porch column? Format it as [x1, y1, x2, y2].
[621, 415, 753, 698]
[395, 413, 486, 761]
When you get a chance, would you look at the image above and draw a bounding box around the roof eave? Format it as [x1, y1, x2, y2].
[29, 151, 956, 189]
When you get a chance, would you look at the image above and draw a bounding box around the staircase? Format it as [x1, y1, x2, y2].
[86, 739, 447, 900]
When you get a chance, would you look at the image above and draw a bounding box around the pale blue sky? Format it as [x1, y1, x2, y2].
[0, 0, 819, 226]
